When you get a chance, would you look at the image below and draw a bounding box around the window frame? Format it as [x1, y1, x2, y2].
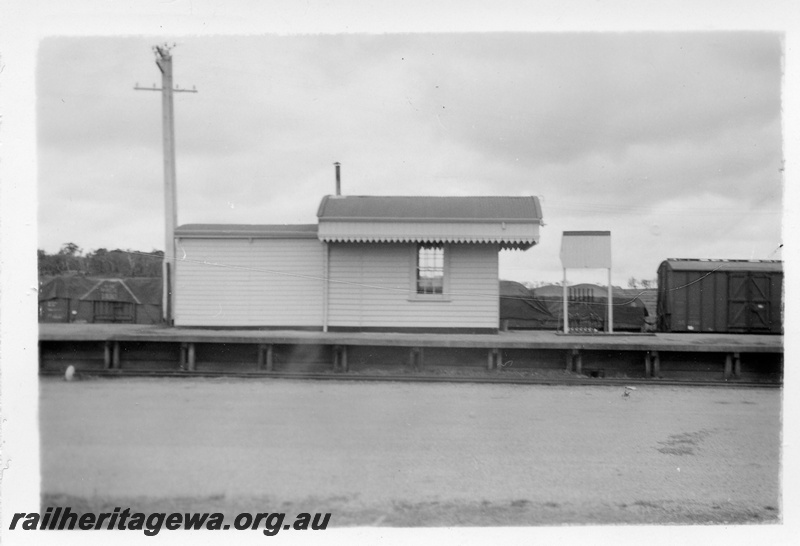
[409, 243, 451, 302]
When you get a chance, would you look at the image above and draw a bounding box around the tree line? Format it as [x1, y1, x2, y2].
[627, 277, 658, 289]
[38, 243, 164, 278]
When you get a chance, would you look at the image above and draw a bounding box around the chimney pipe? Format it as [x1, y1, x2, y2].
[334, 162, 341, 196]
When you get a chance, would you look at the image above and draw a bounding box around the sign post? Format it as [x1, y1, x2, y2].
[559, 231, 612, 333]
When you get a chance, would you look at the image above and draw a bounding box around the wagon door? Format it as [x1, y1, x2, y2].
[93, 300, 135, 323]
[747, 274, 772, 331]
[727, 273, 771, 333]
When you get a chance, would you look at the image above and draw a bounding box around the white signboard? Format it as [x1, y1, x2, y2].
[560, 231, 612, 269]
[559, 231, 613, 334]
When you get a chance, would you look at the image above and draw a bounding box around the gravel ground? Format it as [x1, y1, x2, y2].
[39, 377, 781, 525]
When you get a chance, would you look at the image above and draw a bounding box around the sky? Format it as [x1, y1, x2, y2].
[35, 32, 783, 286]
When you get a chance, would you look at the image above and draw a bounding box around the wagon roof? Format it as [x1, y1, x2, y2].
[659, 259, 783, 273]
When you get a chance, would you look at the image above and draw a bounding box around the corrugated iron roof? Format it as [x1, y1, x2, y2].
[39, 276, 97, 301]
[80, 279, 142, 304]
[317, 195, 543, 223]
[660, 259, 783, 273]
[176, 224, 318, 239]
[316, 195, 542, 248]
[175, 197, 543, 247]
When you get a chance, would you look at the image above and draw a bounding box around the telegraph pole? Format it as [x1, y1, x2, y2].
[135, 44, 196, 324]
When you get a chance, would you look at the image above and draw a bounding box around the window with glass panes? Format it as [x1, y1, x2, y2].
[416, 244, 444, 294]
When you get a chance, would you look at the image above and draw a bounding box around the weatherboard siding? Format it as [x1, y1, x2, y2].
[174, 238, 324, 327]
[327, 243, 499, 329]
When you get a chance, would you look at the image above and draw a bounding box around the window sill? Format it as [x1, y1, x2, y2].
[408, 295, 452, 303]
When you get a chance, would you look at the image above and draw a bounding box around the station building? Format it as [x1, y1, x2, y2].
[173, 195, 543, 333]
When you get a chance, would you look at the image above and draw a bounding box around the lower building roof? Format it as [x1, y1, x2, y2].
[175, 224, 319, 239]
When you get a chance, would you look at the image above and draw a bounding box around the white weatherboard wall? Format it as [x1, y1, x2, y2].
[327, 243, 499, 330]
[174, 238, 324, 327]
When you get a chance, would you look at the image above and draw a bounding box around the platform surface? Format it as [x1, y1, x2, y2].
[39, 323, 783, 353]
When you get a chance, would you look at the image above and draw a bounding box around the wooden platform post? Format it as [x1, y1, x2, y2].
[733, 352, 741, 378]
[724, 353, 732, 379]
[257, 344, 267, 371]
[104, 341, 112, 369]
[332, 346, 348, 373]
[652, 351, 660, 378]
[410, 347, 423, 371]
[187, 342, 196, 371]
[488, 348, 501, 370]
[112, 341, 121, 369]
[179, 343, 187, 370]
[573, 349, 582, 375]
[644, 351, 652, 377]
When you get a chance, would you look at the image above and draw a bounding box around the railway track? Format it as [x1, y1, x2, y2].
[40, 369, 781, 388]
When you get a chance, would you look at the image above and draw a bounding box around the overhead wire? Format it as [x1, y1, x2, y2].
[126, 249, 667, 307]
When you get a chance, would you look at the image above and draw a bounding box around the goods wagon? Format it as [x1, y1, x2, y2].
[656, 259, 782, 334]
[38, 276, 163, 324]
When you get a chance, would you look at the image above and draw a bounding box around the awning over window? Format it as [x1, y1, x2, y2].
[317, 195, 543, 250]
